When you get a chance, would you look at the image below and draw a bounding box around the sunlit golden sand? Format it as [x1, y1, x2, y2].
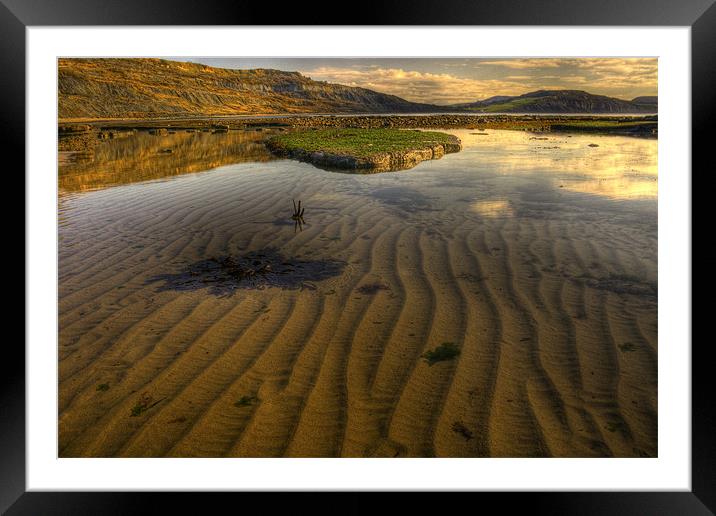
[58, 128, 657, 457]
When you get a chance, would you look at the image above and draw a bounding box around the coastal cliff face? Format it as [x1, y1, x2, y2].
[58, 58, 440, 119]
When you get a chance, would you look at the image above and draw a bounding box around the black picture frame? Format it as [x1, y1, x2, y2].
[7, 0, 713, 513]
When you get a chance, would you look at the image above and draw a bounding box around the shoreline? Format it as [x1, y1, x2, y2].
[59, 113, 658, 138]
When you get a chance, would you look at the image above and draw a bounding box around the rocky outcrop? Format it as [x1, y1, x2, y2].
[59, 113, 658, 140]
[58, 124, 92, 134]
[266, 136, 462, 172]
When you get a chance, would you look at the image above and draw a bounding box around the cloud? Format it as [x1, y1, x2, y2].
[477, 58, 565, 69]
[475, 58, 657, 97]
[300, 58, 657, 105]
[303, 67, 537, 104]
[477, 57, 656, 72]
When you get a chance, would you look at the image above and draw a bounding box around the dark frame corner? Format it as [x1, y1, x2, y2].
[8, 0, 714, 513]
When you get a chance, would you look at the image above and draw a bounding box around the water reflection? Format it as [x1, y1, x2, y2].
[453, 130, 657, 201]
[470, 199, 514, 218]
[57, 127, 657, 209]
[58, 129, 277, 193]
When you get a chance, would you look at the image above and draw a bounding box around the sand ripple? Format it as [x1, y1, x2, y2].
[59, 130, 657, 457]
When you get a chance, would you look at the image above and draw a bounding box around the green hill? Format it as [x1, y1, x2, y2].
[452, 90, 657, 114]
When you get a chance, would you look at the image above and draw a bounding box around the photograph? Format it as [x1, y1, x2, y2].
[1, 0, 708, 504]
[56, 56, 659, 459]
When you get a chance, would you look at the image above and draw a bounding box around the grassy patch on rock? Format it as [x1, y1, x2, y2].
[266, 128, 461, 172]
[268, 128, 459, 157]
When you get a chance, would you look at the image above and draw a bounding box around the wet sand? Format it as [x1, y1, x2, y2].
[58, 129, 657, 457]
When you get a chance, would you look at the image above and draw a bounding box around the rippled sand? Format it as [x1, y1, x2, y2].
[58, 129, 657, 457]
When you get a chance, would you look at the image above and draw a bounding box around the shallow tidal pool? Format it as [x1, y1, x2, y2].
[58, 128, 658, 458]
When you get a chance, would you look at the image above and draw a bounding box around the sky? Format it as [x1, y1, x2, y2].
[171, 57, 657, 106]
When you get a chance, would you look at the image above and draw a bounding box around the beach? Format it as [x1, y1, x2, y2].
[58, 128, 657, 457]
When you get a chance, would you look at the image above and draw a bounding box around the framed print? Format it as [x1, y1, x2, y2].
[7, 0, 714, 513]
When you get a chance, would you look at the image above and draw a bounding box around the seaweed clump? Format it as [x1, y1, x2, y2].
[355, 283, 390, 295]
[421, 342, 461, 366]
[147, 247, 345, 296]
[234, 395, 258, 408]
